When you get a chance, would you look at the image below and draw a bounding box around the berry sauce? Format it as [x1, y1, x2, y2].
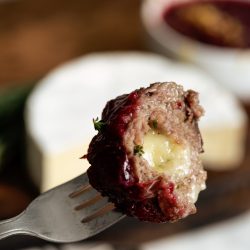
[164, 0, 250, 48]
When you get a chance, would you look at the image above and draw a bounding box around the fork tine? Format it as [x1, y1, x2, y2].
[81, 203, 115, 223]
[75, 194, 103, 210]
[81, 207, 125, 238]
[69, 184, 92, 198]
[67, 173, 125, 238]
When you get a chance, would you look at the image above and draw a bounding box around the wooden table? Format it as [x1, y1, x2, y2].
[0, 0, 143, 86]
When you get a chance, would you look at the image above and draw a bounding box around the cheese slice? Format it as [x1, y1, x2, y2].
[25, 52, 247, 192]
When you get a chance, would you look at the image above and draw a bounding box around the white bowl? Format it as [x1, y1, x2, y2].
[141, 0, 250, 101]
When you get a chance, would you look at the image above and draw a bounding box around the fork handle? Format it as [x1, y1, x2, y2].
[0, 213, 34, 240]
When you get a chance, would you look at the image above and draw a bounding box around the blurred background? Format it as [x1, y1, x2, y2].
[0, 0, 250, 249]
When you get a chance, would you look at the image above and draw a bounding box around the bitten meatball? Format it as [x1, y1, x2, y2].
[86, 82, 206, 223]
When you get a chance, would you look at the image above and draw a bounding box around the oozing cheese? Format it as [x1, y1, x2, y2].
[143, 130, 191, 179]
[143, 130, 205, 203]
[188, 176, 206, 203]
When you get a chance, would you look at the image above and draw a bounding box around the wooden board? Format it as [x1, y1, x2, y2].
[0, 0, 143, 86]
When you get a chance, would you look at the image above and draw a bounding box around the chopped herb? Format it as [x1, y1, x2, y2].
[148, 118, 158, 129]
[152, 119, 158, 129]
[93, 117, 106, 132]
[134, 145, 144, 157]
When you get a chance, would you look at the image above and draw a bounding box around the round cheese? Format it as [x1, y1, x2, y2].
[25, 52, 247, 191]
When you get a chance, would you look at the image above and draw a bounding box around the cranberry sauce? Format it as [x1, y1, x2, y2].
[164, 0, 250, 48]
[102, 91, 140, 136]
[87, 91, 141, 193]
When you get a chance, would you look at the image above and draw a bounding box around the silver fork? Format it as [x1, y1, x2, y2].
[0, 173, 125, 243]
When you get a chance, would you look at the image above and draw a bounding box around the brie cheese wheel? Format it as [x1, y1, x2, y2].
[25, 52, 247, 192]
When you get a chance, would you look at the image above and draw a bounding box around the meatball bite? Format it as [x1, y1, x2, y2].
[86, 82, 206, 223]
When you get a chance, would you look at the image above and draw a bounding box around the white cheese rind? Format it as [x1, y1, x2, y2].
[25, 52, 247, 191]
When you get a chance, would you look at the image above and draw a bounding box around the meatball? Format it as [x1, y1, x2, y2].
[86, 82, 206, 223]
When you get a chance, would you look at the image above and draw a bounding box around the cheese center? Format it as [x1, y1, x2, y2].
[142, 130, 204, 203]
[143, 130, 191, 179]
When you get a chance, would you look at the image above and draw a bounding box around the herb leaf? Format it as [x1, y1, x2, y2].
[93, 117, 106, 132]
[152, 119, 158, 129]
[134, 145, 144, 157]
[148, 118, 158, 129]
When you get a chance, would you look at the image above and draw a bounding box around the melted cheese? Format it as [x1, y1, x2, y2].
[188, 176, 206, 203]
[143, 130, 203, 203]
[143, 130, 191, 179]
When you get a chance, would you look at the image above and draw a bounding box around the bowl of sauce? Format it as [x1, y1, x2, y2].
[141, 0, 250, 100]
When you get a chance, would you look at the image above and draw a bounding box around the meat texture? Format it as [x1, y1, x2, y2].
[86, 82, 206, 223]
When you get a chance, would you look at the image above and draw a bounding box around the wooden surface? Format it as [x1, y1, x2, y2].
[0, 0, 143, 86]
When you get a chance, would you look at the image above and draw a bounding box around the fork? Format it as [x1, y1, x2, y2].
[0, 173, 125, 243]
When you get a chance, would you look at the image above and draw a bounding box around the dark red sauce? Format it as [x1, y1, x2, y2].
[87, 92, 140, 192]
[102, 91, 140, 136]
[164, 0, 250, 48]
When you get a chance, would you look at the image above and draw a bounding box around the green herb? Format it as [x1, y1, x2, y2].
[93, 117, 106, 132]
[134, 145, 144, 157]
[152, 119, 158, 129]
[148, 118, 158, 129]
